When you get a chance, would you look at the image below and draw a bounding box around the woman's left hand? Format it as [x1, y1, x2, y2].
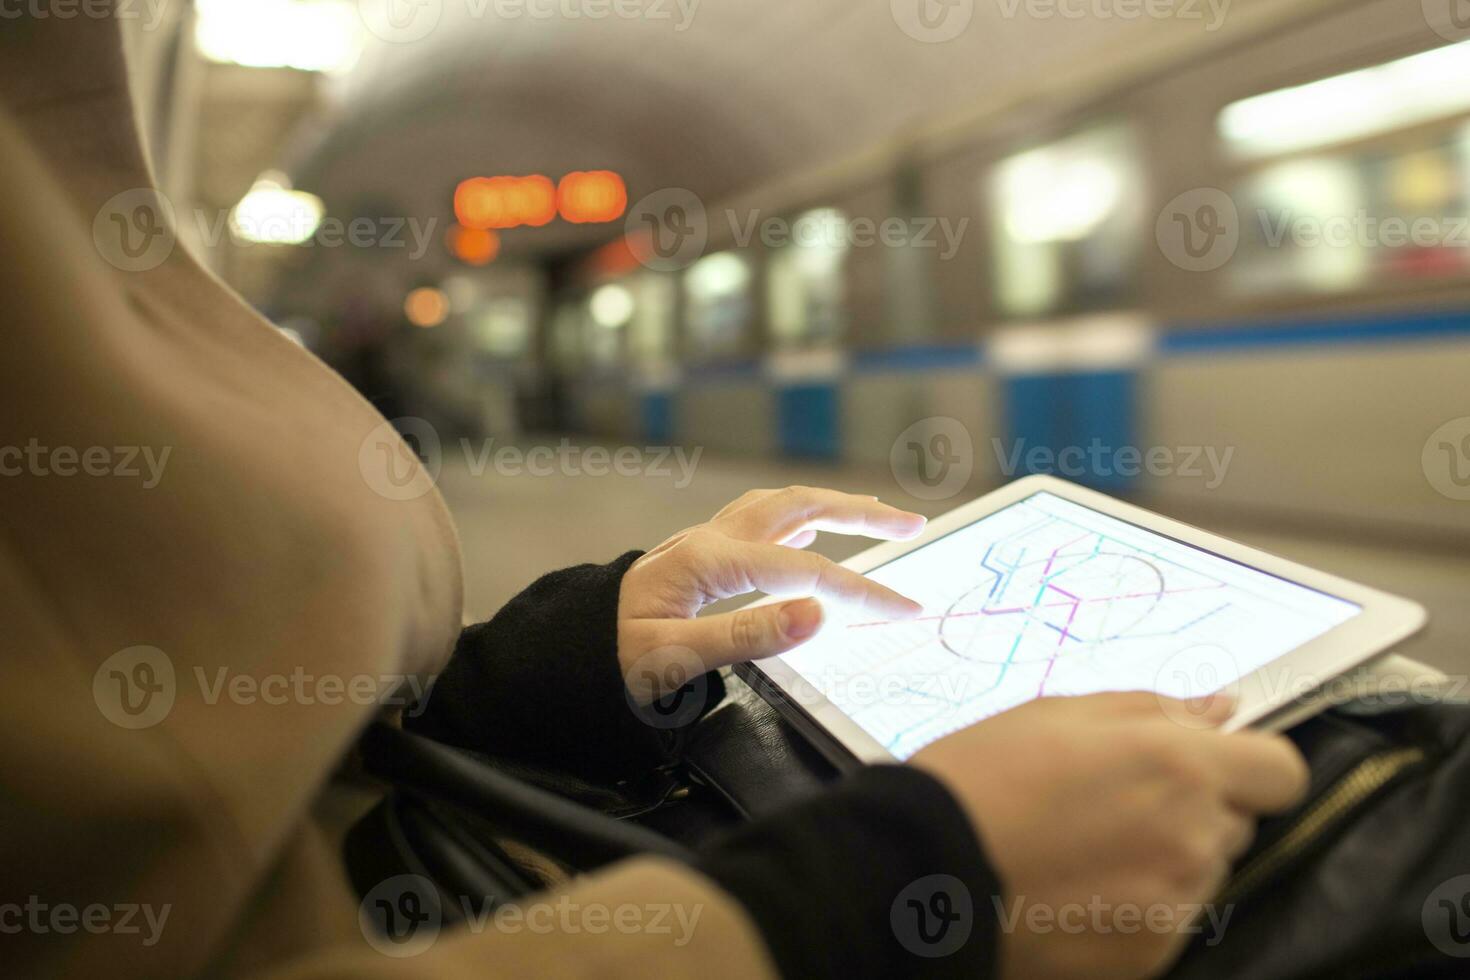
[617, 486, 927, 704]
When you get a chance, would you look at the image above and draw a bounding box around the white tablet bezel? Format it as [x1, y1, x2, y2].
[735, 474, 1428, 766]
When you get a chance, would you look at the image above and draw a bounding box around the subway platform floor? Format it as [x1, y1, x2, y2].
[439, 448, 1470, 681]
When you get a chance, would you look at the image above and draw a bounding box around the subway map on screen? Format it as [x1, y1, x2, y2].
[778, 492, 1361, 760]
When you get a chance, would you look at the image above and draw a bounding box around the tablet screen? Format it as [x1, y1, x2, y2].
[777, 491, 1362, 759]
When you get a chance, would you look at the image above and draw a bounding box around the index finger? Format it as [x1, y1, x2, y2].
[714, 486, 926, 544]
[721, 538, 924, 620]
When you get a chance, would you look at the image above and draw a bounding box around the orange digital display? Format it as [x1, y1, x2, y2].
[454, 172, 627, 230]
[558, 170, 628, 224]
[454, 175, 557, 230]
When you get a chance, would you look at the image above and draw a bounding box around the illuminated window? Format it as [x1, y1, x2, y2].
[551, 302, 586, 371]
[767, 208, 850, 349]
[1223, 42, 1470, 295]
[987, 123, 1144, 318]
[684, 252, 753, 360]
[629, 274, 677, 368]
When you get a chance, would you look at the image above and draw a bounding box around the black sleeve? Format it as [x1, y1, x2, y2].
[696, 764, 1003, 979]
[404, 551, 723, 783]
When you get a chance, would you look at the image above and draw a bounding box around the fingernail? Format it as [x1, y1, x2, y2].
[884, 512, 926, 538]
[780, 599, 824, 640]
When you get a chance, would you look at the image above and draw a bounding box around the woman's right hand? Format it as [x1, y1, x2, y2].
[911, 692, 1309, 980]
[616, 485, 927, 704]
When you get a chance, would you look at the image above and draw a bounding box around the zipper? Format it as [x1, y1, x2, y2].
[1216, 746, 1427, 907]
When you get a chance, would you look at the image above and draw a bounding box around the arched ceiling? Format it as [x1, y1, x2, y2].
[290, 0, 1296, 258]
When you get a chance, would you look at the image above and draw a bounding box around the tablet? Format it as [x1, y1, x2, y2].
[735, 475, 1427, 766]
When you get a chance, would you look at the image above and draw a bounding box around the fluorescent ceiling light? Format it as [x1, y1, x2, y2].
[195, 0, 362, 74]
[1219, 40, 1470, 160]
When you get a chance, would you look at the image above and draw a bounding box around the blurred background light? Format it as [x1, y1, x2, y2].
[455, 176, 559, 230]
[404, 287, 451, 328]
[510, 175, 559, 228]
[589, 284, 636, 328]
[683, 251, 754, 360]
[195, 0, 361, 74]
[997, 147, 1123, 245]
[768, 208, 849, 349]
[587, 238, 644, 278]
[447, 226, 501, 266]
[441, 275, 480, 312]
[454, 178, 512, 230]
[1220, 39, 1470, 160]
[1235, 157, 1368, 292]
[275, 316, 321, 349]
[988, 123, 1141, 318]
[229, 172, 325, 245]
[686, 251, 752, 300]
[472, 300, 533, 357]
[558, 171, 629, 224]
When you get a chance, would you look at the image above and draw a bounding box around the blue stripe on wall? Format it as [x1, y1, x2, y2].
[1161, 308, 1470, 354]
[851, 342, 984, 373]
[685, 358, 762, 383]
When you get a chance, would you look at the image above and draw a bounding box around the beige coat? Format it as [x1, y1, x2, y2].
[0, 15, 777, 979]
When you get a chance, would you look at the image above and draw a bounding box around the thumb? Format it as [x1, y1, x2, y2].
[666, 597, 825, 671]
